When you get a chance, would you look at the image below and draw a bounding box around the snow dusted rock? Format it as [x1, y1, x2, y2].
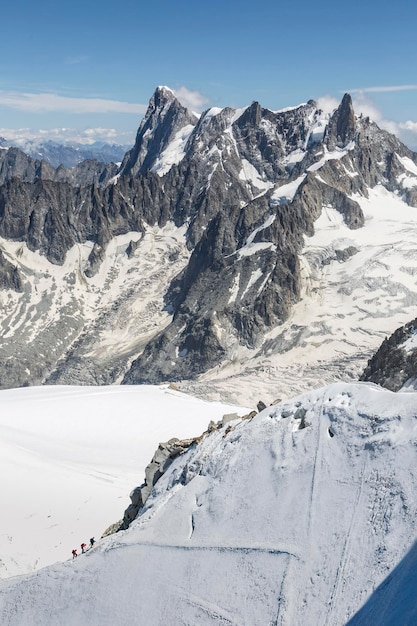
[119, 436, 197, 530]
[119, 410, 245, 531]
[0, 250, 23, 292]
[361, 317, 417, 391]
[119, 85, 199, 177]
[2, 383, 417, 624]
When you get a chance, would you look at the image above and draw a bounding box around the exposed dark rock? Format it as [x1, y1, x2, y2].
[84, 242, 107, 278]
[119, 86, 198, 177]
[118, 409, 247, 532]
[325, 93, 357, 149]
[360, 318, 417, 391]
[322, 246, 359, 266]
[126, 238, 140, 258]
[0, 250, 23, 291]
[119, 436, 198, 530]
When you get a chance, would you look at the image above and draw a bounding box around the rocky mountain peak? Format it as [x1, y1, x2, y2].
[152, 85, 176, 103]
[119, 86, 198, 177]
[325, 92, 357, 149]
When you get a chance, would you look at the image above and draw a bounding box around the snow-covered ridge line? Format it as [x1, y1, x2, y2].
[2, 382, 417, 625]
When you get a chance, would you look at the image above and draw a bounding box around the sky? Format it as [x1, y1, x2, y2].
[0, 0, 416, 148]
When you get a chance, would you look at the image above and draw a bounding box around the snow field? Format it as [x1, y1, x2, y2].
[0, 384, 247, 578]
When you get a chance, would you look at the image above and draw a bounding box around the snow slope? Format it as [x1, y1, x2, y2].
[0, 385, 246, 578]
[0, 221, 190, 389]
[1, 382, 417, 625]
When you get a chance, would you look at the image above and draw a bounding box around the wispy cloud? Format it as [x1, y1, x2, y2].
[397, 121, 417, 150]
[346, 85, 417, 94]
[173, 86, 210, 111]
[316, 95, 340, 114]
[65, 55, 89, 66]
[0, 91, 147, 115]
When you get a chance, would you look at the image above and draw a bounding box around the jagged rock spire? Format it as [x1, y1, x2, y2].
[119, 86, 198, 177]
[325, 93, 357, 149]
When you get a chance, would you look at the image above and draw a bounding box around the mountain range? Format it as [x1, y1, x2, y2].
[0, 137, 129, 168]
[1, 86, 417, 404]
[1, 86, 417, 624]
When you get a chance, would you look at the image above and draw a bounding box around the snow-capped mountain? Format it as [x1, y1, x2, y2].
[1, 87, 417, 404]
[1, 381, 417, 625]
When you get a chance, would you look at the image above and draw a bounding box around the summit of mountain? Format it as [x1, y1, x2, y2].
[119, 85, 199, 177]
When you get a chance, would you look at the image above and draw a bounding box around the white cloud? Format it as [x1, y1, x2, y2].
[400, 120, 417, 132]
[0, 91, 147, 115]
[397, 122, 417, 150]
[173, 86, 209, 111]
[316, 95, 340, 114]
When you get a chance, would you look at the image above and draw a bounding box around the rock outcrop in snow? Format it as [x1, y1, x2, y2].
[361, 317, 417, 391]
[119, 409, 250, 530]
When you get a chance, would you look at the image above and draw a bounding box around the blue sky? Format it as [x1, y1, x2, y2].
[0, 0, 416, 148]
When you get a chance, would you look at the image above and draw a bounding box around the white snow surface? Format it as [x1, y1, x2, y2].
[270, 174, 306, 206]
[307, 141, 355, 172]
[151, 124, 194, 176]
[1, 382, 417, 625]
[239, 159, 273, 192]
[0, 385, 246, 579]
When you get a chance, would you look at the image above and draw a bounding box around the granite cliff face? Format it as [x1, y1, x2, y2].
[0, 87, 417, 394]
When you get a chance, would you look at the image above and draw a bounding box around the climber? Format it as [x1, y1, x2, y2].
[72, 549, 77, 559]
[81, 543, 87, 554]
[90, 537, 95, 548]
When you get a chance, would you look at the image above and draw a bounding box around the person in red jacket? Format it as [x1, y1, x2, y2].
[81, 543, 87, 554]
[72, 549, 77, 559]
